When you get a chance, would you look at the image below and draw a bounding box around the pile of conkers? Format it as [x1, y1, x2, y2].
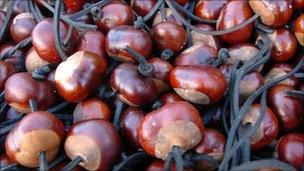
[0, 0, 303, 171]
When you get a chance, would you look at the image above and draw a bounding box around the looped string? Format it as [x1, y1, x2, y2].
[161, 49, 174, 60]
[123, 45, 154, 76]
[90, 6, 103, 20]
[211, 48, 229, 68]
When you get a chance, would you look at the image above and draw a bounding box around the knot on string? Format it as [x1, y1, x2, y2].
[31, 65, 52, 80]
[161, 49, 174, 60]
[218, 48, 229, 63]
[90, 6, 103, 20]
[138, 63, 154, 76]
[211, 48, 229, 68]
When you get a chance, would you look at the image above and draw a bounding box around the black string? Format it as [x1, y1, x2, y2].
[29, 99, 38, 112]
[165, 146, 184, 171]
[40, 1, 97, 30]
[46, 101, 70, 113]
[285, 90, 304, 97]
[53, 0, 68, 61]
[0, 37, 32, 60]
[39, 151, 48, 171]
[113, 99, 124, 130]
[166, 0, 259, 36]
[230, 159, 297, 171]
[211, 48, 229, 68]
[62, 156, 83, 171]
[0, 163, 18, 171]
[69, 0, 112, 20]
[160, 2, 166, 21]
[123, 45, 154, 76]
[185, 0, 195, 48]
[143, 0, 163, 22]
[113, 151, 148, 171]
[48, 154, 67, 169]
[28, 0, 43, 22]
[31, 64, 53, 80]
[0, 0, 15, 41]
[219, 91, 268, 170]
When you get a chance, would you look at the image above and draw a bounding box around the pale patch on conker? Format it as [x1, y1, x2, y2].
[13, 13, 35, 24]
[118, 94, 137, 107]
[249, 0, 275, 26]
[15, 130, 60, 168]
[153, 78, 169, 94]
[174, 88, 210, 104]
[9, 102, 31, 113]
[239, 79, 258, 102]
[241, 106, 264, 144]
[228, 46, 258, 64]
[295, 32, 304, 46]
[152, 8, 182, 26]
[191, 32, 218, 50]
[65, 135, 101, 171]
[265, 68, 291, 86]
[154, 120, 202, 159]
[25, 49, 49, 72]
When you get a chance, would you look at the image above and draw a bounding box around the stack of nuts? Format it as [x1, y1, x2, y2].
[0, 0, 303, 171]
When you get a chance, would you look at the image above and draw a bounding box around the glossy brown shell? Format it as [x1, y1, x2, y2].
[195, 0, 228, 20]
[216, 1, 253, 46]
[170, 65, 227, 104]
[277, 133, 304, 170]
[10, 13, 37, 43]
[5, 72, 56, 113]
[55, 51, 107, 102]
[65, 119, 121, 171]
[95, 1, 134, 33]
[0, 61, 16, 91]
[5, 111, 65, 166]
[73, 98, 112, 123]
[120, 107, 145, 149]
[249, 0, 293, 28]
[151, 21, 187, 54]
[175, 44, 218, 66]
[77, 30, 107, 59]
[268, 84, 303, 132]
[138, 101, 204, 157]
[130, 0, 157, 17]
[105, 25, 152, 63]
[294, 14, 304, 47]
[110, 63, 157, 106]
[267, 28, 298, 62]
[31, 18, 79, 63]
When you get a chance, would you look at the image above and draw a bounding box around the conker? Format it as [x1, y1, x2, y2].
[73, 98, 112, 123]
[5, 111, 65, 167]
[64, 119, 121, 170]
[54, 51, 107, 102]
[170, 65, 227, 105]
